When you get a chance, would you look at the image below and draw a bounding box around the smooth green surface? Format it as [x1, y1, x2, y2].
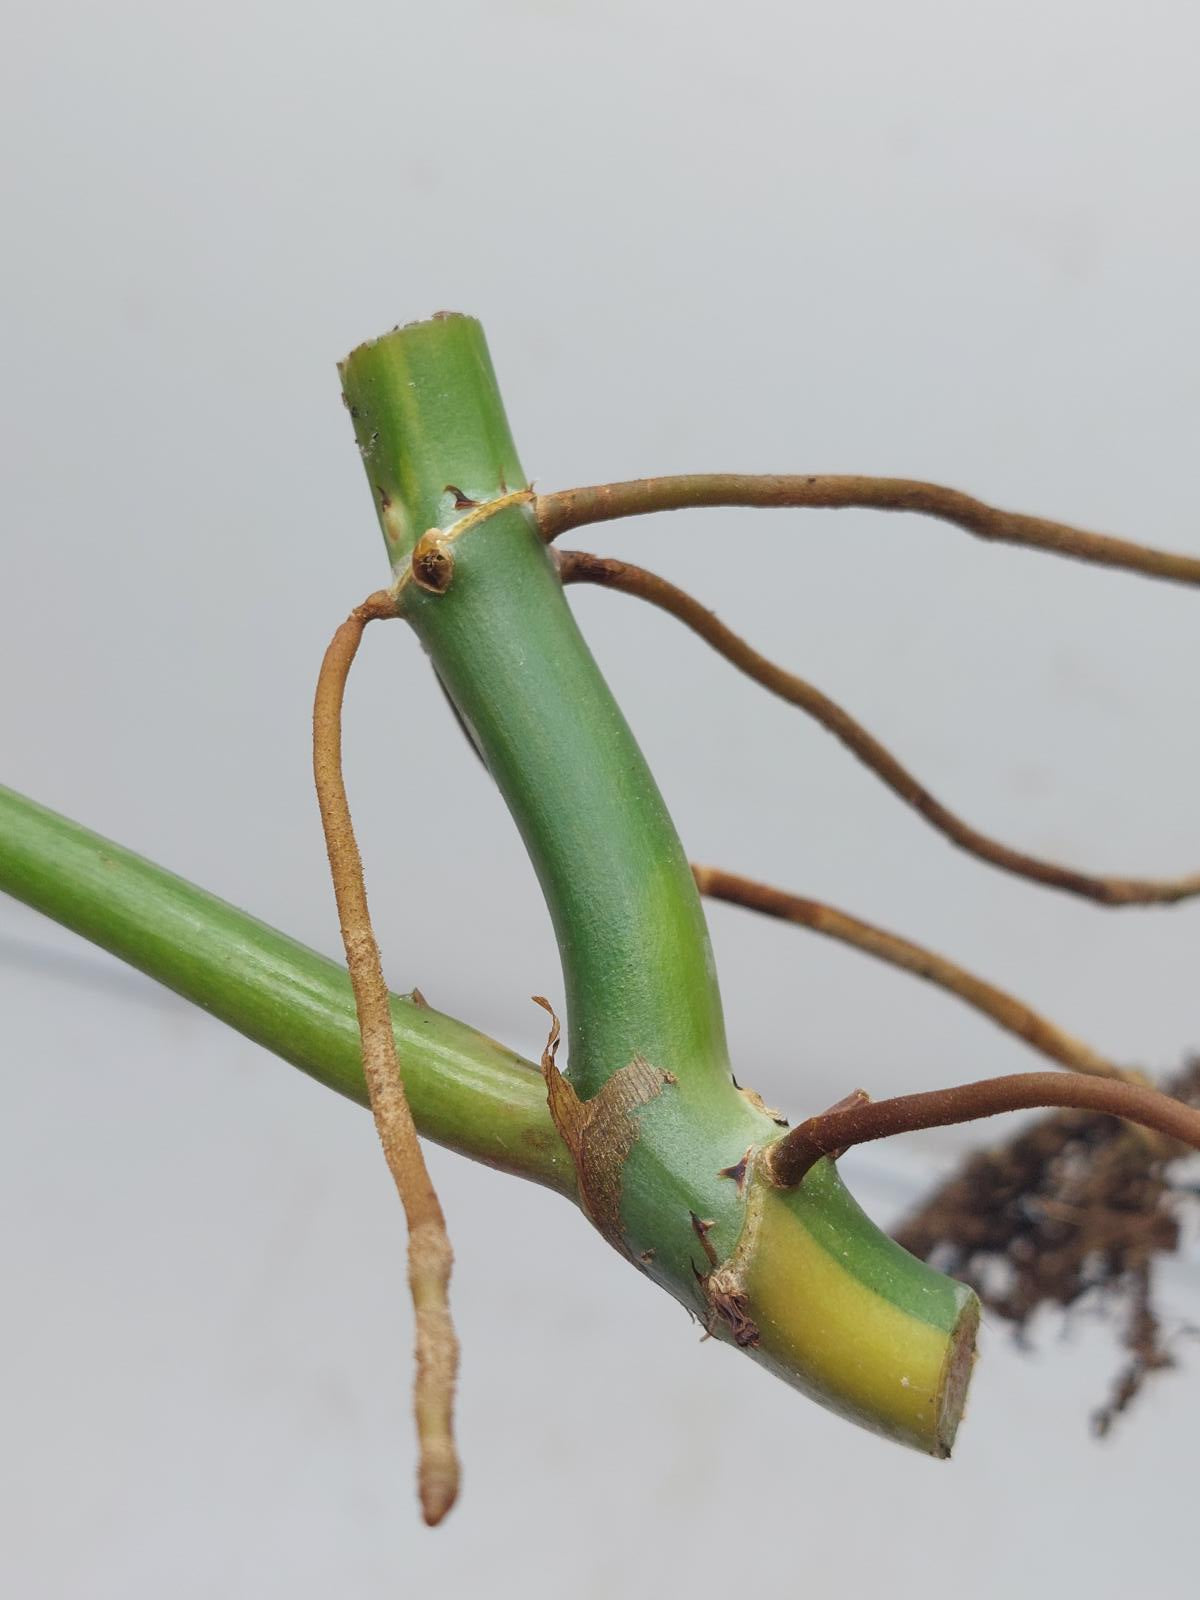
[0, 776, 975, 1452]
[0, 313, 979, 1458]
[785, 1158, 968, 1332]
[0, 782, 961, 1321]
[337, 315, 979, 1444]
[405, 514, 770, 1283]
[743, 1170, 977, 1453]
[341, 318, 732, 1100]
[338, 313, 527, 569]
[342, 315, 757, 1291]
[0, 785, 572, 1193]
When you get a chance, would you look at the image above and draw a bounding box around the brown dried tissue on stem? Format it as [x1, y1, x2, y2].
[312, 590, 460, 1527]
[531, 995, 675, 1255]
[557, 550, 1200, 908]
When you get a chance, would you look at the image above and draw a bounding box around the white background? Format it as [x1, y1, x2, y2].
[3, 3, 1199, 1595]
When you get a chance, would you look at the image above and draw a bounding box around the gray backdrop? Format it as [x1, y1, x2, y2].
[3, 3, 1199, 1595]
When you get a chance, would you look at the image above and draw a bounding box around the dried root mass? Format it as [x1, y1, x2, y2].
[893, 1059, 1200, 1433]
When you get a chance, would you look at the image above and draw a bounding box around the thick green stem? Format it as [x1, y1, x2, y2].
[341, 319, 758, 1288]
[340, 316, 730, 1106]
[0, 315, 983, 1461]
[339, 314, 979, 1455]
[0, 784, 571, 1193]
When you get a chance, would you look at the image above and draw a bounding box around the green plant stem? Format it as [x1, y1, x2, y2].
[0, 316, 986, 1462]
[340, 319, 759, 1295]
[340, 317, 730, 1108]
[339, 314, 978, 1456]
[0, 783, 572, 1193]
[3, 772, 974, 1451]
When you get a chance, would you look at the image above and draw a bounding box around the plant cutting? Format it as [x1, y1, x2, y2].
[4, 311, 1199, 1525]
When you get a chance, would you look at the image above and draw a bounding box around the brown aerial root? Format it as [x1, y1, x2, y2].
[767, 1071, 1200, 1189]
[313, 590, 460, 1527]
[692, 863, 1135, 1084]
[536, 473, 1200, 587]
[557, 549, 1200, 907]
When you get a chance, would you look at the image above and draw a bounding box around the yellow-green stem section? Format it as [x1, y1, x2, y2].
[739, 1172, 977, 1453]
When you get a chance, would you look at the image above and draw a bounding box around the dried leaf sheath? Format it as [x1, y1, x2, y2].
[533, 996, 674, 1254]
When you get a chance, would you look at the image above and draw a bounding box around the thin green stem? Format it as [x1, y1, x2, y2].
[0, 784, 572, 1193]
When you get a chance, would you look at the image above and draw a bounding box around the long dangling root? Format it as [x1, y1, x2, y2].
[313, 591, 460, 1526]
